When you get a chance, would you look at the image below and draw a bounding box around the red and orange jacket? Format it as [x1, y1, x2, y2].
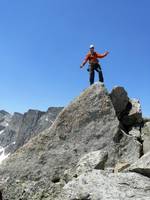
[82, 51, 108, 66]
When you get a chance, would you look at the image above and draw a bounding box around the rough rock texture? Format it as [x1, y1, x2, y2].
[75, 150, 108, 175]
[122, 99, 143, 127]
[110, 87, 143, 131]
[114, 129, 141, 164]
[129, 151, 150, 178]
[59, 170, 150, 200]
[0, 83, 143, 199]
[129, 126, 141, 139]
[141, 122, 150, 154]
[64, 150, 108, 181]
[110, 86, 129, 118]
[0, 83, 149, 199]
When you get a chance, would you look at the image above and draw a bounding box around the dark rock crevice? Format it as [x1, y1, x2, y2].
[0, 191, 2, 200]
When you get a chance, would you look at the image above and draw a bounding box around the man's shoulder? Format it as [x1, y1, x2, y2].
[85, 52, 91, 58]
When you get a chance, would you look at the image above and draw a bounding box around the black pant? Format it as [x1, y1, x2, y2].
[89, 63, 104, 85]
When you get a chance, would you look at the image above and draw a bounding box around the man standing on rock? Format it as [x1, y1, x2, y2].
[80, 45, 109, 85]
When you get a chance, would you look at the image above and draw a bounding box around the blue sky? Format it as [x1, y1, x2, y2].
[0, 0, 149, 116]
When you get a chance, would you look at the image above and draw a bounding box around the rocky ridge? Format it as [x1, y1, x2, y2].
[0, 107, 63, 162]
[0, 83, 149, 200]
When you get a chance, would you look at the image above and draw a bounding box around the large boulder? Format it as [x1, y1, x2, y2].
[59, 170, 150, 200]
[129, 151, 150, 178]
[110, 86, 129, 118]
[121, 99, 143, 127]
[141, 122, 150, 154]
[64, 150, 108, 181]
[109, 88, 143, 128]
[113, 129, 141, 165]
[75, 150, 108, 175]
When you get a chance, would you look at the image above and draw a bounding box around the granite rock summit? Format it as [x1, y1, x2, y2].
[0, 83, 149, 200]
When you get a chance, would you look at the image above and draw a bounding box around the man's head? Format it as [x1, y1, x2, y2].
[89, 44, 94, 54]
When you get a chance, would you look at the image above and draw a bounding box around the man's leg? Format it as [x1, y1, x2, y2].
[89, 65, 95, 85]
[95, 64, 104, 83]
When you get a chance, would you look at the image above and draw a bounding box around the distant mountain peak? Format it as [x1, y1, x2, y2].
[0, 110, 10, 116]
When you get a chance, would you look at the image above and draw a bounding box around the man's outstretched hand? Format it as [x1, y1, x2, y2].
[105, 51, 109, 56]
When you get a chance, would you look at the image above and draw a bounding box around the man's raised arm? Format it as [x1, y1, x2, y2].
[96, 51, 109, 58]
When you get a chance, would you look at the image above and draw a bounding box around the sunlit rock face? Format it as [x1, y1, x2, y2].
[0, 83, 149, 200]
